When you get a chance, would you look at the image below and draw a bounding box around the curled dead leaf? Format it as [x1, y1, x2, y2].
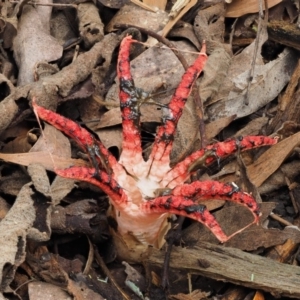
[0, 183, 35, 291]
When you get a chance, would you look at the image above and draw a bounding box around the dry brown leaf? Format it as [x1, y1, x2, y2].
[143, 0, 167, 10]
[97, 105, 162, 128]
[1, 121, 31, 142]
[26, 245, 104, 300]
[199, 200, 225, 211]
[130, 0, 159, 12]
[27, 163, 51, 196]
[50, 176, 75, 206]
[106, 3, 168, 33]
[0, 183, 35, 291]
[169, 22, 201, 50]
[193, 3, 232, 103]
[51, 10, 76, 46]
[199, 48, 231, 103]
[0, 152, 88, 171]
[77, 2, 104, 48]
[13, 0, 63, 85]
[259, 161, 300, 194]
[193, 3, 227, 52]
[233, 117, 269, 137]
[0, 16, 17, 49]
[228, 225, 300, 251]
[28, 281, 72, 300]
[97, 127, 123, 152]
[207, 47, 297, 121]
[206, 24, 266, 107]
[162, 0, 197, 37]
[169, 289, 210, 300]
[170, 97, 198, 163]
[0, 34, 119, 141]
[0, 0, 18, 49]
[205, 115, 236, 140]
[0, 169, 30, 196]
[1, 122, 86, 176]
[30, 124, 71, 158]
[67, 279, 106, 300]
[226, 0, 282, 17]
[2, 132, 33, 154]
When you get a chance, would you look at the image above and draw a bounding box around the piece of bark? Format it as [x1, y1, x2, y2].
[147, 242, 300, 298]
[266, 238, 299, 263]
[267, 86, 300, 134]
[268, 20, 300, 51]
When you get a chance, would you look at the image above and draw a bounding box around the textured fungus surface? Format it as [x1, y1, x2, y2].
[33, 36, 277, 249]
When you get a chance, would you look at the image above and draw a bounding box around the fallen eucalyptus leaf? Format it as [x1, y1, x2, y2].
[207, 48, 297, 121]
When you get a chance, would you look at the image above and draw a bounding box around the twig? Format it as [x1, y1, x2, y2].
[94, 246, 131, 300]
[269, 212, 293, 227]
[285, 176, 299, 214]
[10, 0, 77, 8]
[244, 0, 268, 105]
[72, 45, 80, 62]
[229, 18, 238, 46]
[161, 216, 185, 290]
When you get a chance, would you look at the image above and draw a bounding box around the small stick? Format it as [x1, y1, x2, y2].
[244, 0, 268, 105]
[229, 18, 238, 46]
[10, 0, 77, 8]
[161, 216, 185, 290]
[269, 212, 293, 227]
[285, 176, 299, 214]
[72, 44, 80, 62]
[94, 246, 131, 300]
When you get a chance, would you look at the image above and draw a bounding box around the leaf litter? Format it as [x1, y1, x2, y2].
[0, 0, 300, 299]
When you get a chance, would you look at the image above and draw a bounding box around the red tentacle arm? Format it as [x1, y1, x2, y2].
[147, 43, 208, 180]
[55, 167, 128, 207]
[142, 180, 260, 243]
[162, 135, 278, 188]
[142, 197, 229, 242]
[32, 99, 123, 176]
[117, 36, 145, 177]
[171, 181, 260, 220]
